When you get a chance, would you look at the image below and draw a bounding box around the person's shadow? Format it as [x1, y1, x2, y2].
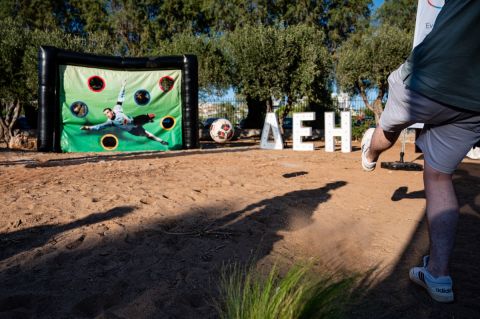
[0, 182, 347, 318]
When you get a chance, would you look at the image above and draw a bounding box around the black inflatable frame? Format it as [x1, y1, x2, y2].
[37, 46, 199, 152]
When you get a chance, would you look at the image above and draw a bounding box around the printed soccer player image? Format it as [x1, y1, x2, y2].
[81, 80, 168, 145]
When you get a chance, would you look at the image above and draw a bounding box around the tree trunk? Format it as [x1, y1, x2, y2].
[23, 102, 38, 129]
[266, 97, 273, 113]
[0, 99, 22, 148]
[372, 98, 384, 124]
[372, 87, 385, 124]
[243, 96, 267, 129]
[279, 100, 293, 136]
[359, 86, 384, 125]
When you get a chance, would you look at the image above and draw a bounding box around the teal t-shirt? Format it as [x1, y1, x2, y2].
[401, 0, 480, 112]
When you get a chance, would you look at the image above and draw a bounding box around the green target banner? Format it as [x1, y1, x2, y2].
[37, 47, 199, 153]
[60, 66, 182, 152]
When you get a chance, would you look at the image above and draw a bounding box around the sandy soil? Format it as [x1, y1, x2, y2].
[0, 140, 479, 319]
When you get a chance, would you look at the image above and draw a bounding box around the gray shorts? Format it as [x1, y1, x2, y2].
[380, 65, 480, 174]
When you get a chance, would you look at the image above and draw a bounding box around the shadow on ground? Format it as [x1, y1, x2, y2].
[0, 182, 346, 318]
[347, 162, 480, 319]
[1, 160, 478, 318]
[0, 206, 136, 262]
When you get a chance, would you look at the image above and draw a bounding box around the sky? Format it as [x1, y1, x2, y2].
[373, 0, 384, 10]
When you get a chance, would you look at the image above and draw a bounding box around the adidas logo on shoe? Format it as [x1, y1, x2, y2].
[435, 288, 452, 294]
[409, 256, 454, 303]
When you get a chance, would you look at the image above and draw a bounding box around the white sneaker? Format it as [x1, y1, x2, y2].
[409, 256, 454, 303]
[361, 128, 376, 171]
[466, 147, 480, 160]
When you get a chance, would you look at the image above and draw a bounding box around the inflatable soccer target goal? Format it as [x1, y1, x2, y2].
[38, 46, 198, 152]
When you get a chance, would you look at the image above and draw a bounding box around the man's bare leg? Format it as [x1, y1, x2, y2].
[423, 162, 458, 277]
[365, 127, 402, 163]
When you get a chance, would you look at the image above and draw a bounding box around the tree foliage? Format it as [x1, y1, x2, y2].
[0, 0, 375, 92]
[0, 0, 63, 31]
[375, 0, 417, 33]
[274, 0, 372, 51]
[223, 23, 332, 126]
[2, 0, 373, 54]
[0, 18, 113, 146]
[154, 32, 231, 96]
[68, 0, 110, 34]
[336, 25, 412, 123]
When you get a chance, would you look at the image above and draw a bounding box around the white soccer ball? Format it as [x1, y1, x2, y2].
[210, 118, 234, 143]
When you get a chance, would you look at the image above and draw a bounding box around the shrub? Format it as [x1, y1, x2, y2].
[351, 119, 375, 141]
[216, 262, 356, 319]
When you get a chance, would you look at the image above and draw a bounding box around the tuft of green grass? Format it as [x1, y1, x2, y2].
[216, 262, 357, 319]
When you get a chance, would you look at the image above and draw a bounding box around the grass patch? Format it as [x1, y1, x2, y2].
[216, 261, 357, 319]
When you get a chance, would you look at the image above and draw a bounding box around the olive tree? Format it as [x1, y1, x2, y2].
[154, 32, 231, 97]
[0, 19, 29, 147]
[375, 0, 417, 33]
[222, 24, 332, 128]
[0, 18, 113, 148]
[336, 25, 411, 123]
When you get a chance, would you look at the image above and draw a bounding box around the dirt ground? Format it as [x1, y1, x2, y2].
[0, 139, 479, 319]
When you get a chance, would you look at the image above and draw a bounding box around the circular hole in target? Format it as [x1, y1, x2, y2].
[88, 76, 105, 92]
[101, 134, 118, 151]
[70, 101, 88, 118]
[134, 89, 151, 105]
[159, 76, 175, 92]
[160, 116, 176, 130]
